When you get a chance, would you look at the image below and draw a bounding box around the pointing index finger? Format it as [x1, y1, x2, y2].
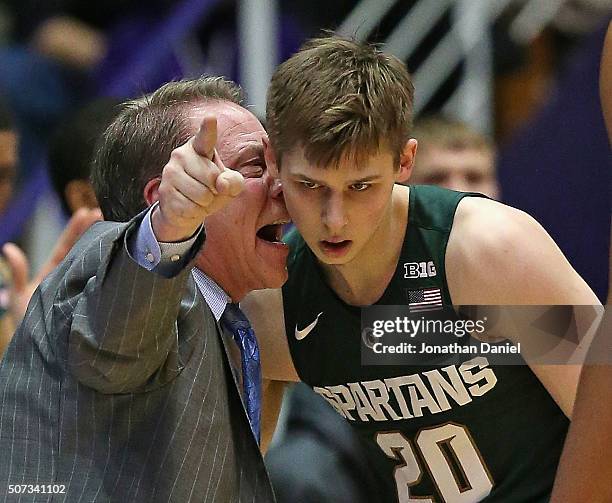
[192, 114, 217, 160]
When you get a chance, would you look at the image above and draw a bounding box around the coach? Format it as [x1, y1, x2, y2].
[0, 77, 285, 502]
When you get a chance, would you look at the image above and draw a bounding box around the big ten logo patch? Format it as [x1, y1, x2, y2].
[404, 261, 437, 279]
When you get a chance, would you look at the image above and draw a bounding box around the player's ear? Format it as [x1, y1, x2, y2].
[263, 136, 279, 177]
[396, 138, 417, 184]
[143, 176, 162, 206]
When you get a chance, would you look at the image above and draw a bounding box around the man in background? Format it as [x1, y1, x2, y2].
[0, 97, 18, 353]
[0, 98, 17, 216]
[0, 98, 118, 351]
[48, 97, 122, 216]
[410, 115, 499, 199]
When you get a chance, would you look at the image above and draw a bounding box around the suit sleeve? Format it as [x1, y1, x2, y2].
[53, 211, 206, 393]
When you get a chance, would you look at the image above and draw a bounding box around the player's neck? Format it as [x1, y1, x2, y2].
[321, 185, 409, 306]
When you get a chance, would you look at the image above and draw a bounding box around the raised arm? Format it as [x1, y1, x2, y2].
[63, 115, 244, 393]
[61, 218, 197, 393]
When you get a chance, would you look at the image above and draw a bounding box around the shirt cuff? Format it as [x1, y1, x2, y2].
[129, 203, 201, 272]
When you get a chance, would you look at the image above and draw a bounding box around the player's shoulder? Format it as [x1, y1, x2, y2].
[451, 197, 541, 252]
[446, 198, 553, 303]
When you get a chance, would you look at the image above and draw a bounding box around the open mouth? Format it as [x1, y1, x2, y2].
[319, 239, 352, 256]
[321, 240, 350, 248]
[256, 221, 289, 243]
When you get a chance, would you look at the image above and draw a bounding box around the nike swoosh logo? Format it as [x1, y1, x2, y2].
[295, 312, 324, 340]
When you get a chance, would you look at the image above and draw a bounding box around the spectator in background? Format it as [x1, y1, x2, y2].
[410, 115, 500, 199]
[0, 97, 18, 353]
[0, 96, 17, 215]
[0, 0, 176, 178]
[0, 98, 120, 353]
[0, 207, 101, 355]
[48, 97, 122, 215]
[0, 258, 12, 355]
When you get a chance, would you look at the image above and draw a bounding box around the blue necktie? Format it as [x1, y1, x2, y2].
[221, 303, 261, 443]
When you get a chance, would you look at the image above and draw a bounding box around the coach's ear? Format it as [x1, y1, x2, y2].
[143, 176, 162, 206]
[263, 136, 279, 177]
[396, 138, 417, 184]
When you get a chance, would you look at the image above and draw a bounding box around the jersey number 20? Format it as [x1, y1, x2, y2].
[376, 423, 493, 502]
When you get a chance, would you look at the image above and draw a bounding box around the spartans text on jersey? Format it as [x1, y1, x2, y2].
[313, 356, 497, 422]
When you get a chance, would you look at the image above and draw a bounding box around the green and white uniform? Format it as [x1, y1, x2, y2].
[282, 185, 568, 502]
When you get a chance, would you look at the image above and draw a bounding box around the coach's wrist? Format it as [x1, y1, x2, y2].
[151, 205, 199, 243]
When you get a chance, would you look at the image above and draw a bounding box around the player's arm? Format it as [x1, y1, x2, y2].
[242, 288, 299, 452]
[550, 310, 612, 501]
[242, 288, 300, 383]
[67, 116, 245, 393]
[550, 363, 612, 502]
[550, 20, 612, 502]
[446, 197, 600, 417]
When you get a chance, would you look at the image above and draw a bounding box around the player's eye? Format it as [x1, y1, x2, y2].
[350, 182, 370, 192]
[300, 180, 320, 189]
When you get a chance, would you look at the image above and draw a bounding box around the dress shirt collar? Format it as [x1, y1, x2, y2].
[192, 268, 231, 321]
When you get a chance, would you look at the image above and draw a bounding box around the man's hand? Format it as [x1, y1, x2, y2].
[33, 16, 107, 69]
[152, 115, 245, 242]
[2, 207, 103, 322]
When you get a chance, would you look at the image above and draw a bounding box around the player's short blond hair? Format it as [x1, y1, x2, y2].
[413, 115, 493, 153]
[266, 35, 414, 169]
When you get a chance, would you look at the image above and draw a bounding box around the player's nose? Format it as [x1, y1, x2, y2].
[322, 193, 348, 232]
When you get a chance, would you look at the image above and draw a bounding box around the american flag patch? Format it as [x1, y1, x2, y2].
[408, 287, 443, 313]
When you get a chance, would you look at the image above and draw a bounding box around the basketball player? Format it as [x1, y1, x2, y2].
[550, 19, 612, 503]
[244, 35, 600, 502]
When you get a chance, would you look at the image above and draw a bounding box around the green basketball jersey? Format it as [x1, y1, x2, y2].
[282, 185, 568, 502]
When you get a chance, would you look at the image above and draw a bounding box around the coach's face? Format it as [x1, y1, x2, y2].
[192, 101, 290, 301]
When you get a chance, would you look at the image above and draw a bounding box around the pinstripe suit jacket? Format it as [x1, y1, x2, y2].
[0, 217, 275, 502]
